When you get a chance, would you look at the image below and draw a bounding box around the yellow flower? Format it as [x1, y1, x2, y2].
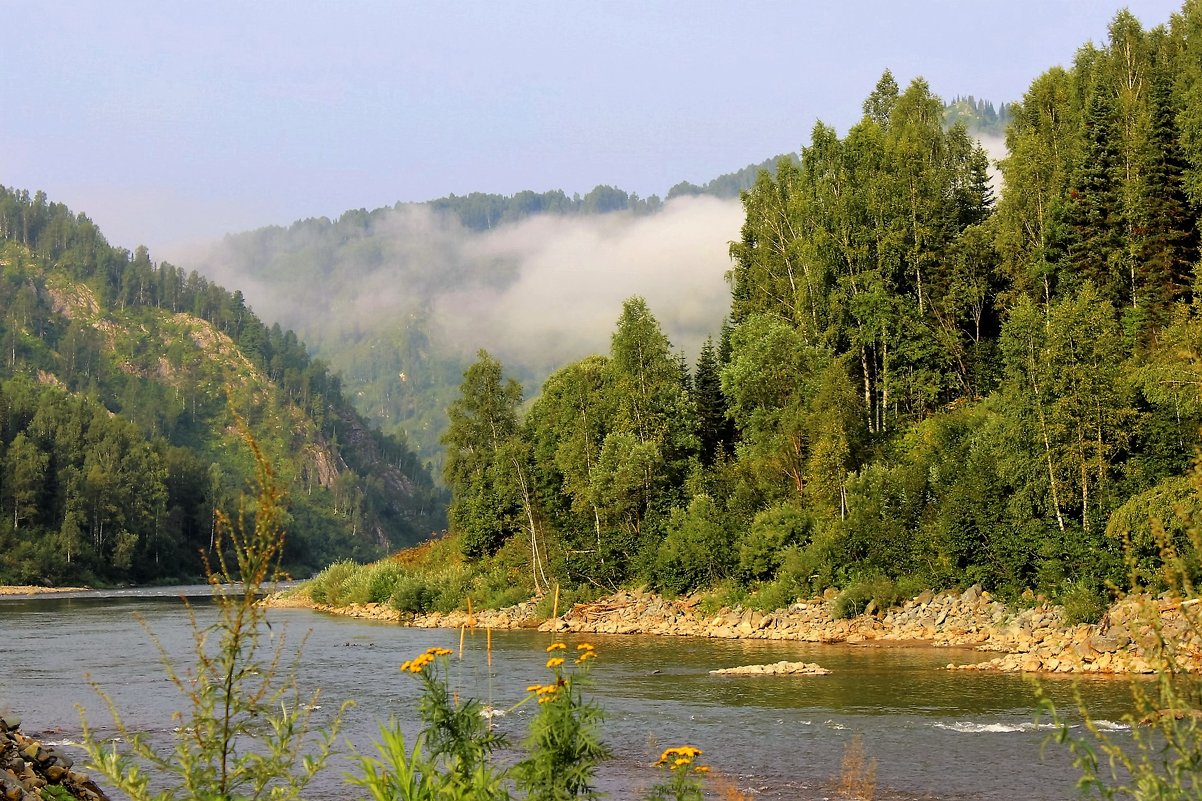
[546, 642, 567, 652]
[695, 766, 710, 774]
[427, 647, 453, 657]
[576, 643, 595, 651]
[575, 651, 596, 664]
[546, 657, 565, 668]
[526, 684, 543, 692]
[656, 745, 702, 765]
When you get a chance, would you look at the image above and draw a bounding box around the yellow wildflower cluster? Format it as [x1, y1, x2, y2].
[526, 683, 562, 704]
[546, 657, 565, 669]
[575, 643, 596, 664]
[400, 646, 454, 674]
[546, 642, 567, 652]
[656, 745, 704, 770]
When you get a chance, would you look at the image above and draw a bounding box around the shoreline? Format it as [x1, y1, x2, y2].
[0, 585, 91, 596]
[265, 585, 1202, 676]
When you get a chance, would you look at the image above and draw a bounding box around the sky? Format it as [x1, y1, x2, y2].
[2, 0, 1188, 261]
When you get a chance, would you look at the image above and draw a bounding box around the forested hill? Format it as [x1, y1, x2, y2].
[439, 4, 1202, 608]
[0, 188, 445, 586]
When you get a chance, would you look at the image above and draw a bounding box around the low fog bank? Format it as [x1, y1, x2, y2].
[440, 195, 743, 372]
[192, 194, 744, 379]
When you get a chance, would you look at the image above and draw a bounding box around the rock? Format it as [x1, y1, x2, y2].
[961, 584, 982, 603]
[915, 589, 934, 606]
[710, 660, 831, 676]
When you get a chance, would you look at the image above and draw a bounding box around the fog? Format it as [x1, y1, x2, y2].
[194, 195, 744, 379]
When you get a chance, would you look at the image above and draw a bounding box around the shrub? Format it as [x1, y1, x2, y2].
[308, 559, 359, 605]
[653, 495, 734, 595]
[1058, 580, 1108, 626]
[833, 577, 905, 619]
[737, 504, 812, 582]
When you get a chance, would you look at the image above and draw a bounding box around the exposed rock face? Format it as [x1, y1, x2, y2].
[269, 586, 1202, 675]
[0, 715, 109, 801]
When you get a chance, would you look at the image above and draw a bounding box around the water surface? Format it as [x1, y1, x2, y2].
[0, 589, 1138, 800]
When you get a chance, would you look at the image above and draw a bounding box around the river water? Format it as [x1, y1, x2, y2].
[0, 587, 1138, 800]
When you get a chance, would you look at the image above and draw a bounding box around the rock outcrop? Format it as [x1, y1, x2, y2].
[0, 715, 109, 801]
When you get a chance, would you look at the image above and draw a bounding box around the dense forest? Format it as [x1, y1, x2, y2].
[440, 4, 1202, 606]
[0, 191, 445, 586]
[190, 157, 805, 469]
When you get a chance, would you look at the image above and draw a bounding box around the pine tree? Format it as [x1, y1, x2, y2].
[1061, 79, 1127, 308]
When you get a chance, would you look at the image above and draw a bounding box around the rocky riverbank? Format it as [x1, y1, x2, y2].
[0, 715, 108, 801]
[267, 585, 1202, 675]
[0, 587, 89, 596]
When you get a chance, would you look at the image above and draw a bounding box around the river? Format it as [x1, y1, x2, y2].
[0, 587, 1138, 800]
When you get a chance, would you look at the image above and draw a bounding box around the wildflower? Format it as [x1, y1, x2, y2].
[656, 745, 703, 766]
[546, 657, 565, 669]
[427, 647, 453, 657]
[695, 766, 710, 774]
[576, 642, 595, 652]
[546, 642, 567, 652]
[575, 650, 596, 664]
[526, 685, 543, 693]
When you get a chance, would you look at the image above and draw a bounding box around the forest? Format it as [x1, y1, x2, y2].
[440, 5, 1202, 609]
[0, 194, 444, 586]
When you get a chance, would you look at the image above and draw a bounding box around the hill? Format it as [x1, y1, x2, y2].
[0, 188, 445, 586]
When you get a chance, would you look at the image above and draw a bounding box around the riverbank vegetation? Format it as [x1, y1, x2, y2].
[430, 4, 1202, 614]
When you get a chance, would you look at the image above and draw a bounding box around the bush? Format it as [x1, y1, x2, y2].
[833, 576, 906, 619]
[652, 495, 734, 595]
[737, 504, 812, 581]
[1059, 580, 1108, 625]
[307, 559, 360, 605]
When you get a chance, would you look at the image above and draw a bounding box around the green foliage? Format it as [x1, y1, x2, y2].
[79, 425, 346, 801]
[833, 577, 906, 619]
[652, 495, 734, 595]
[737, 504, 812, 581]
[512, 647, 609, 801]
[351, 644, 611, 801]
[1043, 451, 1202, 799]
[0, 195, 444, 586]
[1058, 580, 1109, 625]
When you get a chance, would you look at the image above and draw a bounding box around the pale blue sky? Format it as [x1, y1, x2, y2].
[2, 1, 1186, 257]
